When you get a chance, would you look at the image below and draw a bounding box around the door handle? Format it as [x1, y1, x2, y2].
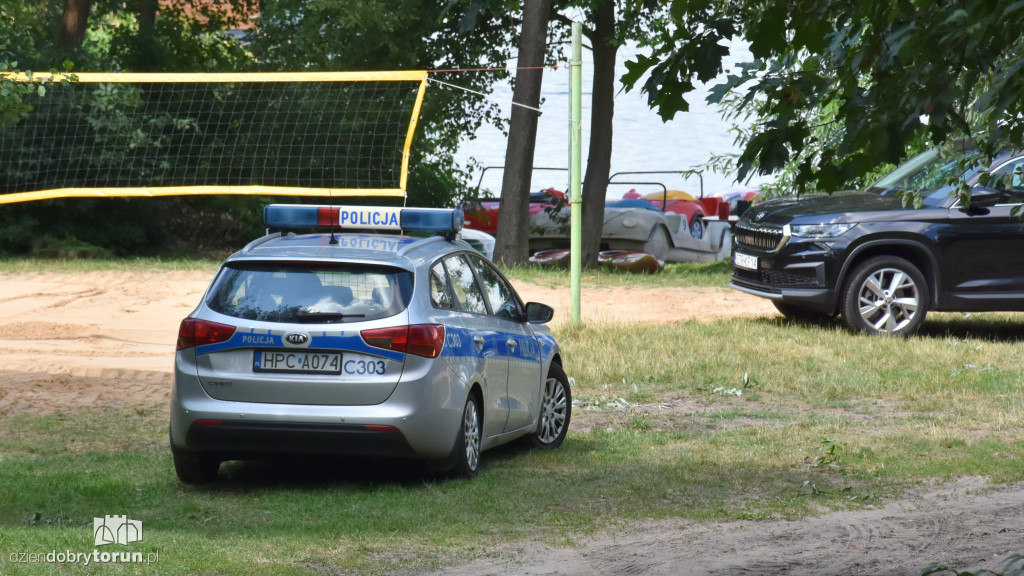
[507, 338, 517, 350]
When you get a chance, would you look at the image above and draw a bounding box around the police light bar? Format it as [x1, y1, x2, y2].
[263, 204, 464, 233]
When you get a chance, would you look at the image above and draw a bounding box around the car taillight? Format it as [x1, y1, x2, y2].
[177, 318, 236, 350]
[361, 324, 445, 358]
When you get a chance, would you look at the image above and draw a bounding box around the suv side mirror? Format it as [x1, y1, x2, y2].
[524, 302, 554, 324]
[970, 185, 1002, 209]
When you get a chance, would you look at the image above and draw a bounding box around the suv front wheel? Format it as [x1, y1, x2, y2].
[841, 255, 929, 336]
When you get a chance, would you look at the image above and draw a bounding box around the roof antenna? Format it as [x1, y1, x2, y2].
[329, 215, 339, 245]
[329, 189, 339, 245]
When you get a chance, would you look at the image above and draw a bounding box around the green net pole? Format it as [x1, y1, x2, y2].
[569, 21, 583, 325]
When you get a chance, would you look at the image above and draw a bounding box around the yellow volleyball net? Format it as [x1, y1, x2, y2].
[0, 71, 428, 205]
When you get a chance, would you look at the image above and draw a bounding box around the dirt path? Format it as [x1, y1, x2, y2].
[423, 476, 1024, 576]
[1, 270, 1020, 576]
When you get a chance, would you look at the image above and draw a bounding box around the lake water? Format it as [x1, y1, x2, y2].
[453, 43, 769, 199]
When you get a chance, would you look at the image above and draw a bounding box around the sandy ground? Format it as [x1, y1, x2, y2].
[1, 270, 1021, 575]
[0, 270, 774, 414]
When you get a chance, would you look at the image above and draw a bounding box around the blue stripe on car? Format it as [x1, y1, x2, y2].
[196, 328, 405, 362]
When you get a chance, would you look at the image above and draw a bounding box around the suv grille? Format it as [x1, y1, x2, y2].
[735, 221, 785, 251]
[733, 267, 818, 288]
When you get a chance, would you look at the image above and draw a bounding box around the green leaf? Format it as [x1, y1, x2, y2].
[942, 8, 969, 25]
[669, 0, 688, 21]
[621, 54, 655, 90]
[706, 78, 735, 105]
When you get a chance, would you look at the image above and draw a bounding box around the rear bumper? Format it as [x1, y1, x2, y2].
[179, 420, 417, 460]
[170, 352, 466, 462]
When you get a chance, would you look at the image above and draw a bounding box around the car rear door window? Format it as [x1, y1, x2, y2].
[444, 255, 489, 315]
[468, 255, 521, 321]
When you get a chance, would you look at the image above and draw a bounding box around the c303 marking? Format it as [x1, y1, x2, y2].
[445, 332, 462, 349]
[343, 359, 386, 376]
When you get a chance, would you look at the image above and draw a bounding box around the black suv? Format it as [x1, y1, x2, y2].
[730, 145, 1024, 335]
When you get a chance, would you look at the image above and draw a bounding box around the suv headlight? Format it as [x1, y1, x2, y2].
[789, 223, 854, 238]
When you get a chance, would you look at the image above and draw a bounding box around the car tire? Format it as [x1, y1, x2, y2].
[841, 255, 929, 336]
[172, 450, 221, 484]
[773, 301, 834, 324]
[451, 393, 482, 478]
[689, 216, 705, 240]
[529, 363, 572, 449]
[643, 226, 671, 260]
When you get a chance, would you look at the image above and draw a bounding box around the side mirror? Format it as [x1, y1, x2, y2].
[969, 185, 1002, 209]
[524, 302, 554, 324]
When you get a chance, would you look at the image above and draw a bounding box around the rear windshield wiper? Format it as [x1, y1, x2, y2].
[295, 311, 366, 323]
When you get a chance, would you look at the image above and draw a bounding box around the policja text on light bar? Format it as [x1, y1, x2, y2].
[263, 204, 463, 233]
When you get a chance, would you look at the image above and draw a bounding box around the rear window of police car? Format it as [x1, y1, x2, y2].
[207, 262, 413, 323]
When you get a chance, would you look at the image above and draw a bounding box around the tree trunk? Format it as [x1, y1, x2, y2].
[493, 0, 552, 266]
[58, 0, 94, 51]
[579, 0, 617, 268]
[135, 0, 160, 70]
[139, 0, 158, 33]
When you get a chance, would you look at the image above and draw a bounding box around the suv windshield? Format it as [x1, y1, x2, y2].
[208, 262, 413, 323]
[867, 143, 985, 207]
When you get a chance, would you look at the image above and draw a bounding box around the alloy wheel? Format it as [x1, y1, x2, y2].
[537, 376, 568, 444]
[462, 399, 480, 472]
[856, 267, 921, 334]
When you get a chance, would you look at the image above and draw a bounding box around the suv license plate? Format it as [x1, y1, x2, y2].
[734, 252, 758, 270]
[253, 350, 342, 374]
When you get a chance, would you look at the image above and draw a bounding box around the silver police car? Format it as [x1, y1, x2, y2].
[170, 204, 571, 483]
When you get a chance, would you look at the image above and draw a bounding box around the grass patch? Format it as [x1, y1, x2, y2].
[558, 313, 1024, 422]
[502, 260, 732, 289]
[4, 404, 1020, 574]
